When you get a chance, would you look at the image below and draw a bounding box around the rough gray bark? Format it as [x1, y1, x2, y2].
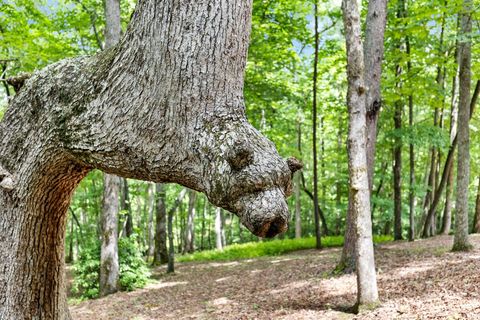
[153, 183, 168, 265]
[452, 0, 473, 251]
[342, 0, 379, 307]
[340, 0, 387, 271]
[100, 174, 120, 296]
[184, 189, 197, 253]
[104, 0, 121, 49]
[364, 0, 388, 190]
[147, 182, 155, 258]
[99, 0, 121, 298]
[0, 1, 300, 318]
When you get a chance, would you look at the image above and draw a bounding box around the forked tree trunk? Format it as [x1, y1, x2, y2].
[339, 0, 387, 271]
[342, 0, 379, 307]
[0, 1, 300, 318]
[100, 0, 121, 298]
[452, 0, 473, 251]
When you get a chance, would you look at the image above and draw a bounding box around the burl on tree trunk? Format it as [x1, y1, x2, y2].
[0, 1, 301, 318]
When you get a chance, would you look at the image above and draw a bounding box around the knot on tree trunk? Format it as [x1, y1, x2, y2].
[0, 164, 15, 191]
[7, 72, 32, 92]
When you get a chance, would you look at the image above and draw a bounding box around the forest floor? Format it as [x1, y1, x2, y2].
[70, 235, 480, 319]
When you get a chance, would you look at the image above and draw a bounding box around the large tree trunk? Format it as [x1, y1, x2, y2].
[342, 0, 379, 307]
[100, 0, 121, 298]
[452, 0, 472, 251]
[0, 1, 300, 317]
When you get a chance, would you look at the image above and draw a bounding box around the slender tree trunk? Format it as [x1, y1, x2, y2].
[147, 182, 155, 259]
[153, 183, 168, 265]
[340, 0, 387, 272]
[99, 0, 121, 297]
[221, 209, 227, 247]
[295, 119, 302, 239]
[440, 163, 454, 234]
[312, 1, 322, 249]
[393, 75, 403, 241]
[200, 197, 206, 249]
[408, 81, 415, 241]
[66, 215, 74, 264]
[215, 207, 224, 250]
[342, 0, 379, 307]
[336, 119, 343, 235]
[473, 176, 480, 233]
[184, 189, 197, 253]
[122, 178, 134, 237]
[100, 174, 120, 296]
[295, 171, 302, 239]
[452, 0, 473, 251]
[167, 200, 175, 273]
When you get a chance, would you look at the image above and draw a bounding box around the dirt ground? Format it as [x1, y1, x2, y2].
[70, 235, 480, 320]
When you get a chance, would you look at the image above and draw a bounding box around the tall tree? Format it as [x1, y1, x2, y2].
[452, 0, 473, 251]
[0, 0, 301, 317]
[99, 0, 121, 297]
[342, 0, 379, 308]
[339, 0, 388, 271]
[393, 0, 407, 241]
[312, 0, 322, 249]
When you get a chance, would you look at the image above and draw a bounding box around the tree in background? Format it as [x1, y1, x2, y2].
[452, 0, 473, 252]
[99, 0, 121, 297]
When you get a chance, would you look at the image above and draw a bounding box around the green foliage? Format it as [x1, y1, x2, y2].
[118, 236, 151, 291]
[71, 244, 101, 299]
[72, 236, 150, 299]
[178, 235, 393, 263]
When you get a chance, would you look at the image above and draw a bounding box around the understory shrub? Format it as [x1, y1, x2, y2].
[72, 235, 150, 299]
